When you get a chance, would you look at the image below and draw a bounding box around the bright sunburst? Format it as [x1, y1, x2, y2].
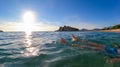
[23, 11, 35, 23]
[22, 11, 36, 36]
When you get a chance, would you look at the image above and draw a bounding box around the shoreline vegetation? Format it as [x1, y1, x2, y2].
[100, 24, 120, 33]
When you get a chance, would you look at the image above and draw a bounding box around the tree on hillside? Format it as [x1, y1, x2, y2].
[102, 24, 120, 30]
[112, 24, 120, 29]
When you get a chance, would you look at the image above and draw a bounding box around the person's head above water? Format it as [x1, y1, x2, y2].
[60, 38, 67, 44]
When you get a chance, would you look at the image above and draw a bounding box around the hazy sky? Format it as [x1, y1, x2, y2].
[0, 0, 120, 31]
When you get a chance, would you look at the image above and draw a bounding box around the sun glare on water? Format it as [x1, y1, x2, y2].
[22, 11, 36, 36]
[21, 11, 40, 57]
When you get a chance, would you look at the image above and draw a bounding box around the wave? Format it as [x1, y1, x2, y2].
[0, 32, 120, 67]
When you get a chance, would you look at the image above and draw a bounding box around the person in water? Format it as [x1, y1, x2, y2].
[60, 34, 120, 63]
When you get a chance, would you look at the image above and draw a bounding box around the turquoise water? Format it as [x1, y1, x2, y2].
[0, 32, 120, 67]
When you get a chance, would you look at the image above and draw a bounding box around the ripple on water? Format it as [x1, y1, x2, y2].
[0, 32, 120, 67]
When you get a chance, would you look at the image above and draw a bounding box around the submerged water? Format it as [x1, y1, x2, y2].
[0, 31, 120, 67]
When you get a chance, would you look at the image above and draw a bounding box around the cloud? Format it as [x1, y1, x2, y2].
[0, 15, 100, 31]
[35, 22, 59, 31]
[0, 22, 19, 31]
[0, 21, 59, 31]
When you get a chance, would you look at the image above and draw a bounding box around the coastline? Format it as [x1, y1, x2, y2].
[99, 29, 120, 33]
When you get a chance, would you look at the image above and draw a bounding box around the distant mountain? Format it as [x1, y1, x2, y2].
[92, 28, 101, 31]
[56, 26, 79, 31]
[79, 28, 89, 31]
[79, 28, 101, 31]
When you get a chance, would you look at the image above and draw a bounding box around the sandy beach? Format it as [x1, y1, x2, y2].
[100, 29, 120, 33]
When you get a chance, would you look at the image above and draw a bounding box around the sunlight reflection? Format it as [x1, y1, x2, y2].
[24, 33, 40, 57]
[25, 30, 32, 36]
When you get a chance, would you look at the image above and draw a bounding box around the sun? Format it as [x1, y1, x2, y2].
[23, 11, 35, 23]
[22, 11, 36, 36]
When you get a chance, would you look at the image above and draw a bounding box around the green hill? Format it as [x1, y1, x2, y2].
[102, 24, 120, 30]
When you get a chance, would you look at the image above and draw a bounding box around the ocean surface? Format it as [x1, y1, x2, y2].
[0, 31, 120, 67]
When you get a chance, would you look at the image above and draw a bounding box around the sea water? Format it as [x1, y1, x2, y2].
[0, 31, 120, 67]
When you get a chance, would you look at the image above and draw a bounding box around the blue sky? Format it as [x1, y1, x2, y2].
[0, 0, 120, 31]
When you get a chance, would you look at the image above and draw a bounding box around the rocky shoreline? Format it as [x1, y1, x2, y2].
[56, 26, 79, 31]
[0, 30, 3, 32]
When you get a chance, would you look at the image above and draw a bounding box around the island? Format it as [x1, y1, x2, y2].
[56, 26, 79, 31]
[0, 30, 3, 32]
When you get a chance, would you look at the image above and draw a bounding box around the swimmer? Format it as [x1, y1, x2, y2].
[60, 34, 120, 63]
